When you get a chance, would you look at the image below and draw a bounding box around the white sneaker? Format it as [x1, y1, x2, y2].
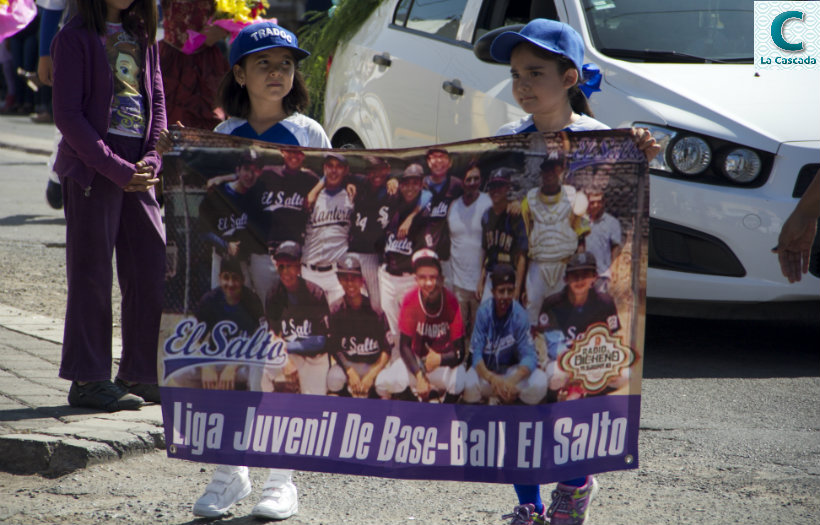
[192, 465, 252, 518]
[251, 468, 298, 520]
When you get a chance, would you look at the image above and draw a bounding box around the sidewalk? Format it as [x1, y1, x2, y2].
[0, 306, 165, 477]
[0, 115, 166, 476]
[0, 114, 55, 156]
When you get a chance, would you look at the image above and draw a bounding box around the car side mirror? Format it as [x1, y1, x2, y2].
[473, 24, 525, 63]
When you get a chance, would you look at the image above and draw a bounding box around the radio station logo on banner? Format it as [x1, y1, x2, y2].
[755, 1, 820, 69]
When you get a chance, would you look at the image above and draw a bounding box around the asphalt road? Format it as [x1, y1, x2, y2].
[0, 147, 818, 524]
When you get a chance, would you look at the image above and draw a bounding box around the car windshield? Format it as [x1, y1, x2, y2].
[582, 0, 754, 63]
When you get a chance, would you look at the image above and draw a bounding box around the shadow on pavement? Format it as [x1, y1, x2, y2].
[643, 315, 819, 379]
[0, 214, 66, 227]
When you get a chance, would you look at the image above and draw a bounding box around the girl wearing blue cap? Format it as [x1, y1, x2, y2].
[189, 21, 330, 522]
[488, 18, 658, 525]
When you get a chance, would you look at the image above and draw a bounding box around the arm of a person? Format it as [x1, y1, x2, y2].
[51, 31, 137, 187]
[470, 309, 488, 369]
[474, 360, 498, 386]
[439, 303, 466, 367]
[138, 43, 167, 174]
[360, 351, 390, 392]
[37, 6, 63, 85]
[609, 220, 623, 269]
[285, 335, 327, 357]
[774, 170, 820, 283]
[218, 364, 239, 390]
[476, 258, 487, 301]
[437, 337, 464, 368]
[520, 197, 532, 237]
[399, 333, 422, 376]
[514, 312, 538, 373]
[514, 252, 526, 300]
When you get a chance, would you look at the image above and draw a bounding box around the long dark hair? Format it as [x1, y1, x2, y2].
[528, 45, 594, 118]
[76, 0, 158, 44]
[218, 58, 310, 120]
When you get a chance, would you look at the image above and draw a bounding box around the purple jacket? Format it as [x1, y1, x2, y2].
[51, 15, 166, 188]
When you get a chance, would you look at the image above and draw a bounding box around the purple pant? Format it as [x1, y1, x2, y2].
[59, 134, 165, 384]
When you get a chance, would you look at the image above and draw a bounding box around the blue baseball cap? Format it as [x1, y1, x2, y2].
[229, 21, 310, 67]
[490, 18, 584, 73]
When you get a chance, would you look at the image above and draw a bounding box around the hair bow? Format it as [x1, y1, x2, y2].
[580, 63, 602, 99]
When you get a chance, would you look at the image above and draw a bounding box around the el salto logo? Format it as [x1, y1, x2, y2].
[754, 1, 819, 70]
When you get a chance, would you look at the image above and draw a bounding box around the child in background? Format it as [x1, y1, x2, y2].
[50, 0, 165, 410]
[488, 18, 659, 525]
[171, 20, 331, 522]
[159, 0, 229, 130]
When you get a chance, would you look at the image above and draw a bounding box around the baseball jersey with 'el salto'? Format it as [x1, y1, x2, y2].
[265, 278, 330, 342]
[328, 295, 390, 366]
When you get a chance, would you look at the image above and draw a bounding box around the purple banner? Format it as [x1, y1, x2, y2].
[158, 128, 649, 484]
[161, 388, 640, 484]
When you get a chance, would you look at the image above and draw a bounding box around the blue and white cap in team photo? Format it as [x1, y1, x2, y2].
[490, 18, 584, 73]
[229, 21, 310, 67]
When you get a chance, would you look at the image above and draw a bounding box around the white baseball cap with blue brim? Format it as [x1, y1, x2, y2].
[490, 18, 584, 73]
[229, 21, 310, 67]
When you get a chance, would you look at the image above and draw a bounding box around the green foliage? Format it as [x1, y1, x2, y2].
[297, 0, 386, 124]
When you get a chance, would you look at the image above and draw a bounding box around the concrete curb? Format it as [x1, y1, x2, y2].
[0, 305, 161, 477]
[0, 140, 51, 157]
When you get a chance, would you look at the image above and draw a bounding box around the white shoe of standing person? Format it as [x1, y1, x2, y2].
[192, 465, 252, 518]
[252, 468, 298, 520]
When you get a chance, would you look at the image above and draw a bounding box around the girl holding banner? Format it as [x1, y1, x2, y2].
[487, 18, 659, 525]
[186, 20, 330, 522]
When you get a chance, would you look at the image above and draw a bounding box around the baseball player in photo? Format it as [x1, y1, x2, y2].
[446, 161, 492, 348]
[171, 256, 265, 390]
[583, 188, 622, 294]
[477, 167, 528, 303]
[263, 242, 330, 395]
[420, 148, 464, 287]
[379, 249, 466, 402]
[326, 255, 392, 398]
[521, 154, 589, 326]
[198, 148, 267, 294]
[252, 147, 321, 300]
[347, 155, 396, 314]
[464, 264, 547, 405]
[301, 152, 354, 305]
[378, 163, 432, 352]
[537, 252, 625, 401]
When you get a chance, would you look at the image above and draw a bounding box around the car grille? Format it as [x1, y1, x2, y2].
[793, 164, 819, 198]
[648, 219, 746, 277]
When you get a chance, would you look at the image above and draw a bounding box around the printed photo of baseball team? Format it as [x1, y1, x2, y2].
[160, 130, 647, 406]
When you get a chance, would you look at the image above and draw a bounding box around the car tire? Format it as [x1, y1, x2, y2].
[332, 131, 365, 150]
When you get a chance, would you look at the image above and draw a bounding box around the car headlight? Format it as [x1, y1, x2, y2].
[718, 148, 762, 184]
[634, 123, 772, 187]
[669, 136, 711, 175]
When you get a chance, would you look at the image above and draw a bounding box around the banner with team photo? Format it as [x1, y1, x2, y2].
[158, 127, 649, 485]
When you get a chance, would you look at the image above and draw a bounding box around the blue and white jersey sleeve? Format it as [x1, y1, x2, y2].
[495, 113, 610, 136]
[495, 115, 536, 136]
[282, 113, 332, 148]
[213, 113, 331, 148]
[214, 117, 247, 136]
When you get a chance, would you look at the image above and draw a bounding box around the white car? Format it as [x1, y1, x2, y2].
[323, 0, 820, 318]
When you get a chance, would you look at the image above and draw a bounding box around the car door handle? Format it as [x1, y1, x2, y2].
[372, 53, 392, 67]
[442, 80, 464, 96]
